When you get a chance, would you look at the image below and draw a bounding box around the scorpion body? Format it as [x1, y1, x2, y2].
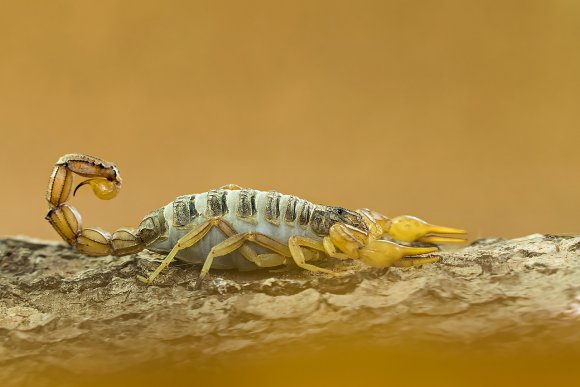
[45, 154, 466, 288]
[152, 189, 363, 270]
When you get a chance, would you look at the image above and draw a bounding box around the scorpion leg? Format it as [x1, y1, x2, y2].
[138, 218, 264, 285]
[196, 232, 292, 289]
[322, 237, 353, 260]
[253, 254, 289, 268]
[214, 219, 264, 262]
[215, 219, 300, 267]
[137, 220, 215, 284]
[215, 220, 319, 266]
[288, 236, 340, 275]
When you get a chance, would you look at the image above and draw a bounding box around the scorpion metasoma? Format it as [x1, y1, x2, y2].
[45, 154, 466, 289]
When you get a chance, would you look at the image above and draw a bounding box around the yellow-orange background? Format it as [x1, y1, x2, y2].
[1, 2, 580, 386]
[0, 0, 578, 240]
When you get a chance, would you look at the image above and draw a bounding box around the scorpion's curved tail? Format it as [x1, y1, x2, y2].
[45, 154, 148, 256]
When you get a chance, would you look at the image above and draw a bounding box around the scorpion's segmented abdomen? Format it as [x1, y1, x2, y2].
[171, 194, 200, 229]
[236, 189, 258, 223]
[206, 189, 228, 217]
[297, 200, 312, 228]
[284, 195, 299, 224]
[264, 191, 282, 225]
[137, 208, 167, 245]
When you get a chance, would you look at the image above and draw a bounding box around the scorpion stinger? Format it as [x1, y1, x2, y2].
[45, 154, 166, 257]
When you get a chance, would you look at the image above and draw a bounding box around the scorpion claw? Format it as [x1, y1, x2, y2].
[418, 235, 467, 244]
[358, 240, 438, 268]
[386, 215, 466, 243]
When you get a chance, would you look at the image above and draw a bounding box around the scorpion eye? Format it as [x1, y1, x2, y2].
[337, 208, 344, 215]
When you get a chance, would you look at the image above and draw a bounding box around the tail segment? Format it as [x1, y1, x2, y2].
[45, 154, 148, 256]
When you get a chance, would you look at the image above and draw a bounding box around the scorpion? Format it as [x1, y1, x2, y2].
[45, 154, 466, 289]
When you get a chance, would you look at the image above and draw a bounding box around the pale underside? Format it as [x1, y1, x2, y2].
[149, 190, 322, 270]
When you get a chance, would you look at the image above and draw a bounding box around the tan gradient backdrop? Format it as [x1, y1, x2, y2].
[0, 0, 578, 242]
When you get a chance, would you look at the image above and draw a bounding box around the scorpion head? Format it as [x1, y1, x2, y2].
[332, 207, 368, 230]
[309, 206, 368, 236]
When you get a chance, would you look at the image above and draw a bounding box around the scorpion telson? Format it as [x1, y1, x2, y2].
[45, 154, 467, 289]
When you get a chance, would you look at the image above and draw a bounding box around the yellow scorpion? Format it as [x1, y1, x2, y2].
[45, 154, 466, 289]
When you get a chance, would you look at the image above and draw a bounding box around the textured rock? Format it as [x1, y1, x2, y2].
[1, 235, 580, 385]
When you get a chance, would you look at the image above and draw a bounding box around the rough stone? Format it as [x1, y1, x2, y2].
[1, 234, 580, 384]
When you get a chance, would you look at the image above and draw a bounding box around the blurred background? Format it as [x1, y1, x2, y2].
[0, 0, 579, 241]
[1, 2, 580, 386]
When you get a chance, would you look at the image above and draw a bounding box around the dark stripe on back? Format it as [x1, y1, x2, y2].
[284, 196, 298, 224]
[236, 189, 257, 219]
[173, 195, 190, 227]
[264, 191, 281, 225]
[206, 189, 228, 217]
[189, 195, 199, 221]
[298, 200, 312, 227]
[309, 207, 332, 236]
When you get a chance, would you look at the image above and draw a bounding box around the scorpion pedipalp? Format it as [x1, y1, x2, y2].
[358, 240, 438, 268]
[325, 221, 439, 269]
[385, 215, 467, 244]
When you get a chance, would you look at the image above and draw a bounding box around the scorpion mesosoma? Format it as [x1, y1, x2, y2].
[45, 154, 466, 289]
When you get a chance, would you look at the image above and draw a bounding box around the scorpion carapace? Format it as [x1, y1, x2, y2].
[45, 154, 467, 288]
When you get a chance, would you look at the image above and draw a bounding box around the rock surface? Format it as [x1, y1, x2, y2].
[1, 235, 580, 385]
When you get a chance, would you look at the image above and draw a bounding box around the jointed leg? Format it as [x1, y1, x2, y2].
[196, 232, 292, 289]
[137, 219, 215, 284]
[254, 253, 289, 268]
[214, 218, 258, 262]
[138, 217, 265, 284]
[322, 237, 352, 260]
[216, 220, 297, 266]
[288, 236, 338, 275]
